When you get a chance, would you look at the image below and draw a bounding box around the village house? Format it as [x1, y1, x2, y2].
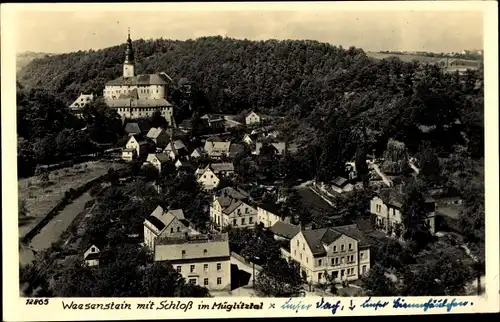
[290, 224, 371, 285]
[146, 127, 170, 148]
[197, 166, 220, 190]
[174, 158, 192, 170]
[242, 134, 256, 146]
[204, 139, 231, 160]
[190, 148, 203, 159]
[254, 141, 287, 155]
[69, 93, 94, 118]
[245, 111, 261, 125]
[123, 135, 148, 160]
[153, 233, 231, 291]
[370, 189, 436, 237]
[146, 153, 170, 174]
[257, 202, 285, 228]
[83, 244, 101, 267]
[164, 140, 189, 161]
[269, 221, 301, 242]
[330, 177, 354, 194]
[143, 206, 194, 250]
[124, 122, 145, 136]
[228, 143, 245, 159]
[210, 163, 235, 177]
[210, 187, 257, 230]
[201, 114, 226, 131]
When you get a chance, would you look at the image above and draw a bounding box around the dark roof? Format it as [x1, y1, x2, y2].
[106, 73, 171, 86]
[302, 224, 369, 257]
[147, 215, 165, 231]
[332, 177, 349, 187]
[84, 252, 101, 260]
[179, 119, 192, 129]
[270, 221, 300, 239]
[125, 122, 142, 134]
[258, 202, 283, 216]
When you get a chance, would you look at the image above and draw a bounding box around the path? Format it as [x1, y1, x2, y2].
[19, 192, 93, 266]
[371, 163, 393, 187]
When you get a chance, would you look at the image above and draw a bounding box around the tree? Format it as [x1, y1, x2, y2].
[35, 166, 50, 187]
[355, 146, 370, 187]
[150, 110, 168, 129]
[416, 141, 441, 185]
[360, 264, 397, 296]
[255, 258, 304, 297]
[400, 180, 434, 250]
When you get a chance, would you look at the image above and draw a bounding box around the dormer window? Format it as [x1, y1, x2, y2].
[203, 249, 208, 256]
[181, 250, 186, 257]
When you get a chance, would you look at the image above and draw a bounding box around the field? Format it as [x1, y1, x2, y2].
[366, 52, 480, 67]
[18, 161, 117, 238]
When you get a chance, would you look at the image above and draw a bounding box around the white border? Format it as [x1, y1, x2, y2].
[2, 2, 499, 321]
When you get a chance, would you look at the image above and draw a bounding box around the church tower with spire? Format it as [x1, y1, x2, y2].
[123, 28, 135, 78]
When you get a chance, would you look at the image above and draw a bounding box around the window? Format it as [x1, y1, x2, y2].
[360, 252, 364, 259]
[300, 253, 302, 260]
[203, 175, 206, 179]
[181, 250, 186, 257]
[204, 278, 209, 286]
[233, 219, 237, 226]
[237, 209, 241, 215]
[297, 240, 299, 246]
[204, 264, 208, 272]
[177, 227, 180, 232]
[318, 259, 322, 266]
[245, 208, 249, 214]
[348, 243, 352, 250]
[302, 243, 305, 251]
[170, 228, 174, 233]
[210, 175, 213, 178]
[318, 272, 322, 280]
[294, 250, 296, 256]
[306, 257, 308, 263]
[341, 257, 345, 264]
[203, 249, 208, 256]
[241, 218, 245, 225]
[176, 266, 181, 273]
[376, 204, 382, 213]
[217, 263, 222, 271]
[333, 245, 337, 252]
[190, 265, 195, 273]
[189, 278, 196, 285]
[331, 258, 335, 265]
[91, 247, 96, 252]
[362, 265, 367, 274]
[333, 271, 339, 278]
[341, 269, 345, 277]
[249, 217, 253, 224]
[341, 244, 345, 251]
[217, 277, 222, 285]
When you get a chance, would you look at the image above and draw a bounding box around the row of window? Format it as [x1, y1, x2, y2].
[117, 107, 170, 112]
[176, 263, 223, 273]
[189, 277, 223, 286]
[297, 240, 354, 252]
[232, 217, 253, 226]
[105, 87, 161, 95]
[296, 252, 363, 266]
[317, 267, 359, 280]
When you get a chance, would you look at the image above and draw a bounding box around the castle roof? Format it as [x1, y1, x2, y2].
[105, 73, 171, 86]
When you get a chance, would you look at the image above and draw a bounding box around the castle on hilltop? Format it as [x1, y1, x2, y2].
[103, 29, 176, 126]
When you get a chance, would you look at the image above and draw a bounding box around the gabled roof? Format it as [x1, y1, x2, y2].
[257, 202, 284, 216]
[210, 163, 234, 173]
[270, 221, 300, 239]
[147, 127, 165, 139]
[124, 122, 142, 134]
[148, 153, 169, 163]
[204, 140, 231, 155]
[165, 140, 186, 151]
[146, 205, 185, 232]
[105, 73, 171, 86]
[301, 224, 369, 256]
[191, 148, 203, 156]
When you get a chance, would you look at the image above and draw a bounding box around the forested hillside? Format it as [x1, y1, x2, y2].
[18, 36, 484, 159]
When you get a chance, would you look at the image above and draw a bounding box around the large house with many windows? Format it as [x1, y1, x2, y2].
[153, 233, 231, 291]
[289, 224, 371, 285]
[210, 187, 257, 229]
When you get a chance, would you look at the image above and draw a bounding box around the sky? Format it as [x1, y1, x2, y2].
[12, 3, 484, 54]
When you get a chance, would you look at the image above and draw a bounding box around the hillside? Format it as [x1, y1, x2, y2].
[17, 36, 484, 159]
[16, 52, 54, 73]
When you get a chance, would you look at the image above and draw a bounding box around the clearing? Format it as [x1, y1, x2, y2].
[366, 52, 480, 66]
[18, 161, 121, 238]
